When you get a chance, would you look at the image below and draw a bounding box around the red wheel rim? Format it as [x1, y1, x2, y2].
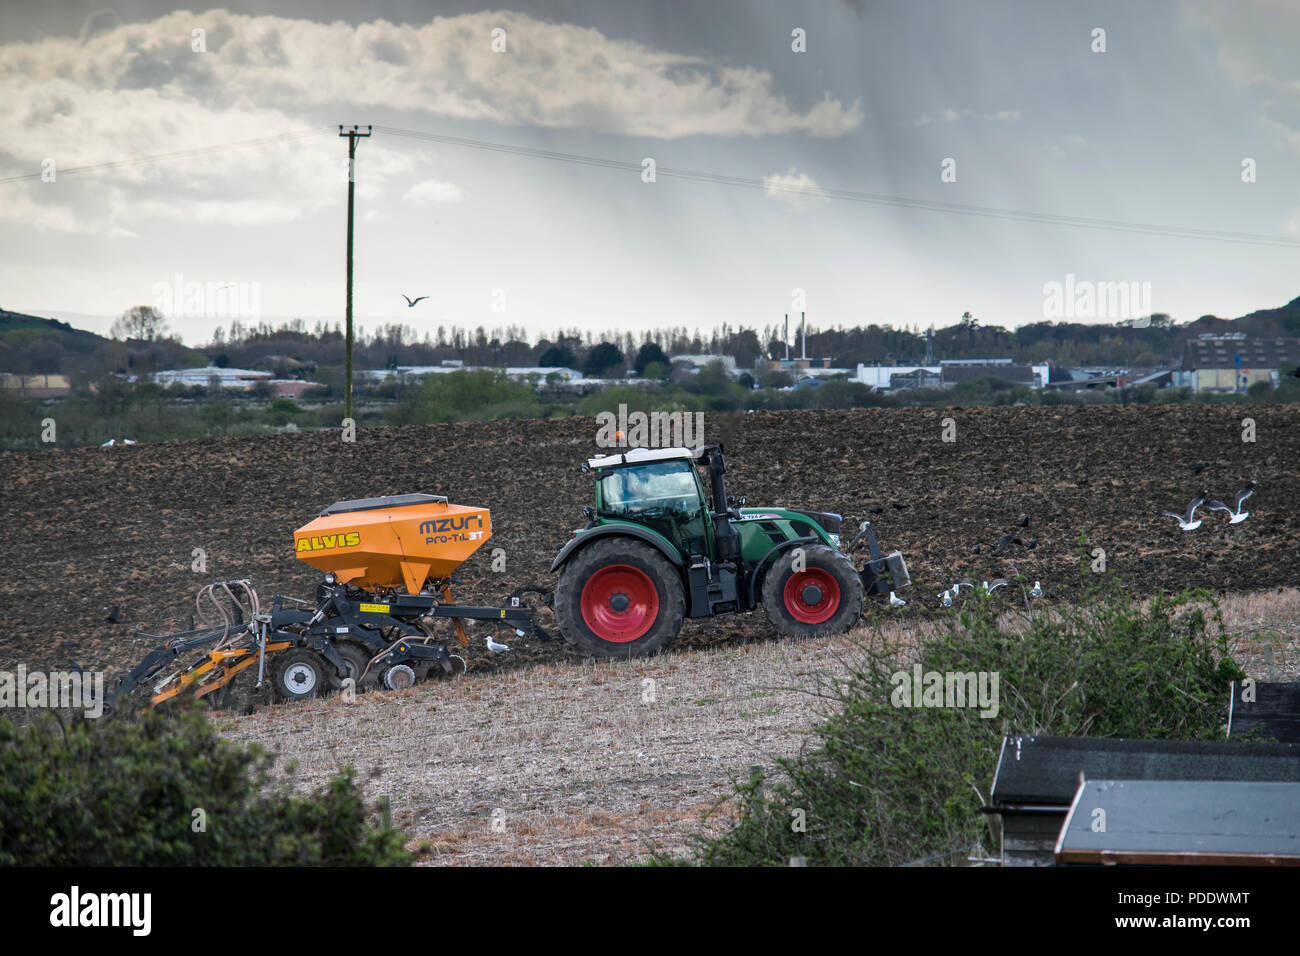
[783, 568, 841, 624]
[580, 564, 660, 642]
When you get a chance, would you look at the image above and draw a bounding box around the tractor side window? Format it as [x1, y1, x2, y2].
[601, 460, 709, 558]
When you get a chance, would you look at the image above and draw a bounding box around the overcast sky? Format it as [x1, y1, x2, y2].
[1, 0, 1298, 346]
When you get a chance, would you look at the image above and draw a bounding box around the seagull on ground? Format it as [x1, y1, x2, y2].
[485, 635, 511, 653]
[1155, 490, 1208, 531]
[889, 591, 907, 607]
[1029, 581, 1043, 599]
[1205, 481, 1256, 525]
[983, 579, 1010, 593]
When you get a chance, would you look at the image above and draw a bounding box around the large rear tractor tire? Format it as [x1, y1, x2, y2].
[328, 641, 375, 695]
[556, 538, 685, 659]
[762, 545, 864, 638]
[271, 649, 327, 702]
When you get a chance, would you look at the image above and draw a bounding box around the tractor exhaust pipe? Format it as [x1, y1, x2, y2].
[704, 446, 739, 563]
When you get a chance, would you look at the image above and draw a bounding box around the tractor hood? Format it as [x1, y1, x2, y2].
[736, 507, 842, 535]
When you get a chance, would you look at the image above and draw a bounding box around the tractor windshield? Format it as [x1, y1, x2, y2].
[601, 461, 700, 514]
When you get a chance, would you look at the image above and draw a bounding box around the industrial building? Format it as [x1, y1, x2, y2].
[1179, 333, 1300, 393]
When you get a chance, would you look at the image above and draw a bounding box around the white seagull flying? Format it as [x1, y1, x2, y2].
[1206, 481, 1256, 524]
[1156, 490, 1208, 531]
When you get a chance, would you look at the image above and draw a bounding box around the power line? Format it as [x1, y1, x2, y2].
[373, 124, 1300, 249]
[3, 118, 1296, 250]
[0, 127, 335, 186]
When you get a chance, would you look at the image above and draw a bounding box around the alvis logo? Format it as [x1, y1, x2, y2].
[296, 531, 361, 553]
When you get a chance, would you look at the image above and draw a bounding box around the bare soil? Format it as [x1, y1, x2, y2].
[1, 405, 1293, 684]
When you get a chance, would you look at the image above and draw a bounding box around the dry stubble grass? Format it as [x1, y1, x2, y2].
[216, 587, 1298, 865]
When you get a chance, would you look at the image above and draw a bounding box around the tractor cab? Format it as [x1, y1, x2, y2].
[589, 448, 713, 560]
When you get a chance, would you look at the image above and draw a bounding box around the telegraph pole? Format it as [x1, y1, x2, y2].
[339, 125, 371, 421]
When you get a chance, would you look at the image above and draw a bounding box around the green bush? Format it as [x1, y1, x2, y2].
[0, 707, 411, 866]
[686, 584, 1242, 867]
[394, 369, 540, 423]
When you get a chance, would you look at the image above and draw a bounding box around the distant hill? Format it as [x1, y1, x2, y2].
[0, 308, 203, 381]
[1231, 295, 1300, 336]
[0, 309, 109, 346]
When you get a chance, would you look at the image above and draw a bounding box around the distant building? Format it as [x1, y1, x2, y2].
[760, 357, 835, 373]
[854, 364, 939, 392]
[0, 373, 71, 397]
[267, 379, 318, 400]
[359, 365, 586, 385]
[150, 366, 272, 390]
[674, 354, 738, 373]
[856, 360, 1050, 392]
[1127, 369, 1173, 389]
[940, 361, 1037, 388]
[1181, 334, 1300, 393]
[889, 368, 941, 391]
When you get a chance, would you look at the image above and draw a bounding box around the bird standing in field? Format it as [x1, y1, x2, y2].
[402, 294, 429, 308]
[1206, 481, 1256, 525]
[1155, 490, 1208, 531]
[889, 591, 907, 607]
[993, 534, 1022, 552]
[485, 634, 511, 653]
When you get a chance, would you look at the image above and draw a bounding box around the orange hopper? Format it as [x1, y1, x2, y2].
[293, 493, 491, 595]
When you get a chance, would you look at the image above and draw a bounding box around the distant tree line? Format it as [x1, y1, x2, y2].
[2, 295, 1298, 390]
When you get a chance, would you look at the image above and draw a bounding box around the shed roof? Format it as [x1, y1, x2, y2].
[1229, 681, 1300, 743]
[990, 735, 1300, 807]
[1055, 779, 1300, 864]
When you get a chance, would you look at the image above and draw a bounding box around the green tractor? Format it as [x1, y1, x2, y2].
[551, 445, 910, 658]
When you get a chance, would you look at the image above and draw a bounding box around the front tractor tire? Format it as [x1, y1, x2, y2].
[762, 545, 864, 638]
[556, 538, 685, 660]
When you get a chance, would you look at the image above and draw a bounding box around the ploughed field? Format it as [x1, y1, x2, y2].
[0, 405, 1292, 691]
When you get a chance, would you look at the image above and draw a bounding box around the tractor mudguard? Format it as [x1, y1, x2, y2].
[744, 535, 820, 607]
[550, 523, 685, 574]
